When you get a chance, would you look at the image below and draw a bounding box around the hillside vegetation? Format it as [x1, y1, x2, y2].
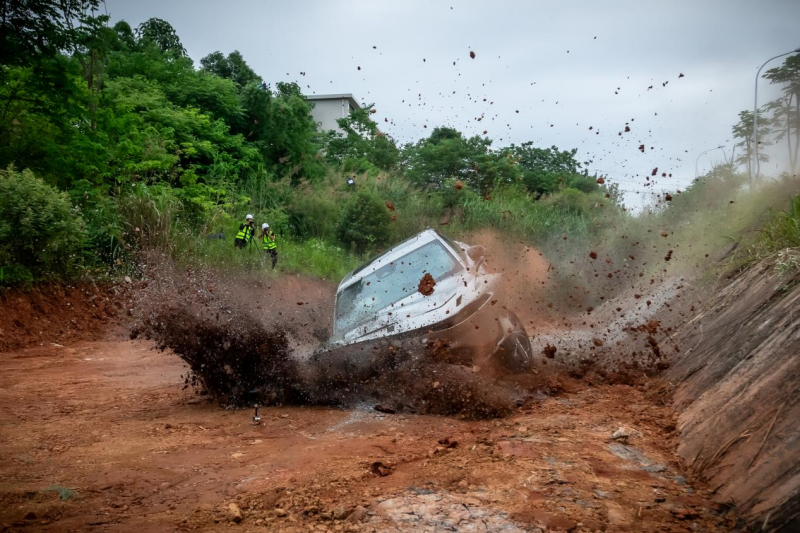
[1, 2, 799, 289]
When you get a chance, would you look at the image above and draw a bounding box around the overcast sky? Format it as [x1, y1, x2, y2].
[104, 0, 800, 209]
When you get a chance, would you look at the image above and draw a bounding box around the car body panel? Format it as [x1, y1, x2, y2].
[327, 229, 532, 370]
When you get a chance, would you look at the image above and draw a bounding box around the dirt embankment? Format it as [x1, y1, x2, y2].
[0, 284, 126, 352]
[667, 261, 800, 532]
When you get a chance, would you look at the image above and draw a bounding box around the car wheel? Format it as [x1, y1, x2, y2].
[495, 310, 533, 372]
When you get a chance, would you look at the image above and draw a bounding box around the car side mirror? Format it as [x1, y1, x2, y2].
[466, 245, 485, 261]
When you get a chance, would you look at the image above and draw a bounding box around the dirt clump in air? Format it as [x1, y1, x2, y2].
[542, 344, 557, 358]
[418, 272, 436, 295]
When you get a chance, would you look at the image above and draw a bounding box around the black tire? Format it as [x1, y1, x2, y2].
[494, 310, 533, 372]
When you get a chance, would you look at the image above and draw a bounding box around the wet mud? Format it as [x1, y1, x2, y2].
[134, 293, 524, 419]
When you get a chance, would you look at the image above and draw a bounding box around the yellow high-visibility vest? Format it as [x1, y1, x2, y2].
[262, 232, 277, 250]
[236, 223, 254, 242]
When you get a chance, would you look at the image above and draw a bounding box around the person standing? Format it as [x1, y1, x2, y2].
[234, 214, 256, 249]
[260, 223, 278, 269]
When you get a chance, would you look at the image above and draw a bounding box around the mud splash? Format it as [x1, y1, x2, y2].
[131, 263, 524, 419]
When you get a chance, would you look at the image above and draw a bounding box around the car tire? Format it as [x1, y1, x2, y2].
[495, 310, 534, 372]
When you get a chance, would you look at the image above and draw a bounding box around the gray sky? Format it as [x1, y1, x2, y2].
[104, 0, 800, 209]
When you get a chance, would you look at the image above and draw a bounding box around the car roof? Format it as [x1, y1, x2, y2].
[337, 229, 463, 291]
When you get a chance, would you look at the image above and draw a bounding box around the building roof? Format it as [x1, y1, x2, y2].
[304, 93, 361, 110]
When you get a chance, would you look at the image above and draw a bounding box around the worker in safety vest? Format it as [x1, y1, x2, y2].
[260, 223, 278, 269]
[234, 214, 255, 249]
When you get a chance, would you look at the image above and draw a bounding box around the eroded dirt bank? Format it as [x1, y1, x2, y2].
[0, 284, 126, 352]
[667, 261, 800, 532]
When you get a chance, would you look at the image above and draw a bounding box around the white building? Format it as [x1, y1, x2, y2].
[305, 94, 361, 133]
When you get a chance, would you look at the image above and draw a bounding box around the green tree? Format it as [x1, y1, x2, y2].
[403, 127, 519, 194]
[509, 143, 590, 196]
[764, 54, 800, 173]
[0, 167, 87, 284]
[732, 110, 771, 177]
[135, 18, 186, 57]
[337, 189, 392, 254]
[325, 105, 400, 171]
[254, 82, 324, 181]
[200, 50, 261, 87]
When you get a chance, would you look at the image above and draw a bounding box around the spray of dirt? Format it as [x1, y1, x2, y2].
[459, 228, 556, 329]
[130, 256, 534, 419]
[129, 218, 704, 420]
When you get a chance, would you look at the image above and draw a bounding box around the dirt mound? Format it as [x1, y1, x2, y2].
[0, 283, 125, 352]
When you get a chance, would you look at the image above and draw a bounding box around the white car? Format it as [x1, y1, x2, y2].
[327, 229, 532, 371]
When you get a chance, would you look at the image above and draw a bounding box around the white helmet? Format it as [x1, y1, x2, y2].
[262, 223, 269, 229]
[245, 214, 254, 220]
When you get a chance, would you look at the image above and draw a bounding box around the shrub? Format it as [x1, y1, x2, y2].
[287, 190, 342, 241]
[0, 167, 87, 285]
[337, 188, 392, 254]
[542, 187, 592, 215]
[116, 183, 181, 251]
[69, 179, 124, 267]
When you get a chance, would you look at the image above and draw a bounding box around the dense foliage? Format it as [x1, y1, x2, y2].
[5, 3, 794, 286]
[0, 167, 86, 285]
[0, 2, 626, 285]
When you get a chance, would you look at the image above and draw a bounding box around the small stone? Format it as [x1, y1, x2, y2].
[227, 503, 243, 523]
[347, 506, 365, 523]
[275, 508, 288, 517]
[611, 427, 633, 441]
[23, 512, 36, 520]
[332, 507, 347, 520]
[594, 489, 611, 499]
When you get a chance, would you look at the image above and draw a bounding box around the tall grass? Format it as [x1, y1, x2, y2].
[117, 183, 181, 251]
[177, 232, 358, 281]
[116, 166, 800, 290]
[730, 191, 800, 273]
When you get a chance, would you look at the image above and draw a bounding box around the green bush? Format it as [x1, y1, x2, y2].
[541, 187, 592, 215]
[0, 167, 87, 285]
[69, 180, 124, 266]
[337, 188, 392, 254]
[287, 189, 342, 241]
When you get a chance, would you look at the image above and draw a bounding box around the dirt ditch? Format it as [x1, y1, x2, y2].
[1, 250, 796, 531]
[0, 338, 733, 532]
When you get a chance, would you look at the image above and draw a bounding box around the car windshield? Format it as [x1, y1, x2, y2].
[335, 239, 462, 333]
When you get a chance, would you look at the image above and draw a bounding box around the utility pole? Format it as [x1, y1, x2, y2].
[695, 146, 726, 180]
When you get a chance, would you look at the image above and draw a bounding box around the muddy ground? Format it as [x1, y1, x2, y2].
[0, 338, 735, 532]
[0, 239, 748, 532]
[0, 272, 740, 533]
